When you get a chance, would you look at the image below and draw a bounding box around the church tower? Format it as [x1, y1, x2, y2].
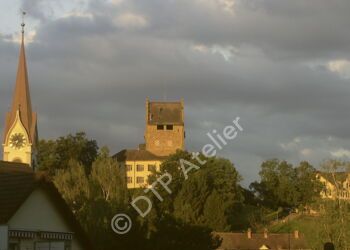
[2, 18, 38, 167]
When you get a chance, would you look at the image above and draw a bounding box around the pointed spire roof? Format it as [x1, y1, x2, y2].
[3, 30, 38, 146]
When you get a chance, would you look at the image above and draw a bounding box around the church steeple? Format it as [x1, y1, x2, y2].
[2, 13, 38, 167]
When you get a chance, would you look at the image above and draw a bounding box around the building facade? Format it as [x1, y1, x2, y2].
[2, 28, 38, 167]
[114, 148, 165, 189]
[317, 172, 350, 200]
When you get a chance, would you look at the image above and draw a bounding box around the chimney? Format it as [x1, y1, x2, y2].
[247, 228, 252, 239]
[263, 228, 268, 239]
[294, 230, 299, 239]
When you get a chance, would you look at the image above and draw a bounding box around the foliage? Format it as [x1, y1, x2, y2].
[54, 159, 90, 214]
[38, 132, 98, 175]
[317, 160, 350, 249]
[250, 159, 321, 209]
[90, 147, 128, 203]
[148, 151, 244, 232]
[148, 215, 222, 250]
[52, 147, 222, 250]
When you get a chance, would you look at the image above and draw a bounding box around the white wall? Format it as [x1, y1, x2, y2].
[0, 225, 8, 250]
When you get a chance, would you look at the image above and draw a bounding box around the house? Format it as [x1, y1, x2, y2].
[316, 172, 350, 200]
[114, 99, 185, 189]
[216, 229, 310, 250]
[0, 161, 92, 250]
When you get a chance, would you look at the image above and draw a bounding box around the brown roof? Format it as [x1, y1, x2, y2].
[147, 100, 184, 125]
[0, 161, 93, 250]
[3, 35, 38, 146]
[216, 232, 310, 250]
[114, 149, 166, 162]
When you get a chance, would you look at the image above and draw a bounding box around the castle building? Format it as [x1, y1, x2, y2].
[144, 99, 185, 156]
[2, 28, 38, 167]
[114, 99, 185, 189]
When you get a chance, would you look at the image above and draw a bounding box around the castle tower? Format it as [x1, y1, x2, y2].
[144, 98, 185, 156]
[2, 20, 38, 167]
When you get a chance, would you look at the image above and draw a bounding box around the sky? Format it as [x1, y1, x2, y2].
[1, 0, 350, 185]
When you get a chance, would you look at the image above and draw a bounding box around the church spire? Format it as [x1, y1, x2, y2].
[4, 12, 37, 147]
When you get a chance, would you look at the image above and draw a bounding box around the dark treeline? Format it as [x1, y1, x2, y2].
[37, 132, 348, 250]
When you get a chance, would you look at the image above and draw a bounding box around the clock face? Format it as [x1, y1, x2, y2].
[9, 133, 26, 149]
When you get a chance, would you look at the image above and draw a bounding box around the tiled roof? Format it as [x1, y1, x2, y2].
[216, 232, 310, 250]
[114, 149, 166, 161]
[147, 101, 183, 125]
[0, 161, 93, 250]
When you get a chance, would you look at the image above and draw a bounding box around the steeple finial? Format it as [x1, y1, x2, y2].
[21, 11, 26, 41]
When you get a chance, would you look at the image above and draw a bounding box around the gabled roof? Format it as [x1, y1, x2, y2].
[216, 232, 310, 250]
[114, 149, 166, 162]
[0, 161, 93, 250]
[3, 35, 38, 146]
[147, 100, 184, 125]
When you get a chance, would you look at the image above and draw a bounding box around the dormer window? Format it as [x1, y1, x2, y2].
[157, 125, 164, 130]
[166, 125, 173, 130]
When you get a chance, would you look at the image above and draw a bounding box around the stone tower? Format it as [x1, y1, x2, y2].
[2, 27, 38, 167]
[144, 98, 185, 156]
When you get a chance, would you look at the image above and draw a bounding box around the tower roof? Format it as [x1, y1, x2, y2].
[146, 100, 184, 125]
[3, 34, 37, 145]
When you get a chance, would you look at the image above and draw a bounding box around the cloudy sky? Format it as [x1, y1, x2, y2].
[1, 0, 350, 184]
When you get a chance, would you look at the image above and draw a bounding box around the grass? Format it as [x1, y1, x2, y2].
[268, 215, 324, 249]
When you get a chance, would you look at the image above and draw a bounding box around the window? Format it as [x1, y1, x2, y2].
[35, 242, 67, 250]
[166, 125, 173, 130]
[9, 243, 19, 250]
[137, 165, 144, 171]
[127, 177, 132, 183]
[157, 124, 164, 130]
[148, 164, 156, 172]
[136, 177, 144, 184]
[126, 165, 132, 171]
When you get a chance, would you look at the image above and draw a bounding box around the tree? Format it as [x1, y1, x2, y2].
[90, 147, 128, 203]
[250, 159, 321, 209]
[317, 160, 350, 249]
[38, 132, 98, 175]
[147, 151, 244, 232]
[54, 159, 90, 214]
[149, 215, 222, 250]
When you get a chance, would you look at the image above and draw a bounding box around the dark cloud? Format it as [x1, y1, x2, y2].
[1, 0, 350, 185]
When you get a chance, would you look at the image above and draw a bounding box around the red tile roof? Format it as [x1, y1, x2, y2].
[216, 232, 310, 250]
[114, 149, 166, 161]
